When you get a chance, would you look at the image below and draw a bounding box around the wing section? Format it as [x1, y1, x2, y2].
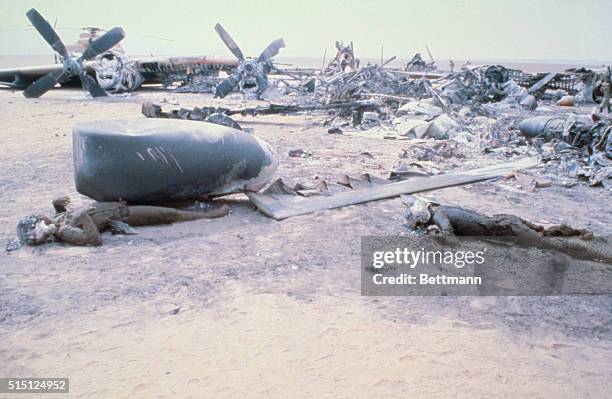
[0, 64, 64, 88]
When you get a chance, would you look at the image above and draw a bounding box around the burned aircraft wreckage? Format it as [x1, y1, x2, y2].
[0, 9, 275, 97]
[3, 7, 612, 249]
[325, 41, 359, 74]
[2, 8, 608, 106]
[140, 53, 611, 190]
[15, 9, 128, 98]
[212, 23, 285, 98]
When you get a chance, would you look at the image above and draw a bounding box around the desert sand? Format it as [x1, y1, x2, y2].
[1, 84, 611, 398]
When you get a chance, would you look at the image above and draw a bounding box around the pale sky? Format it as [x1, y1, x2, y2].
[1, 0, 610, 63]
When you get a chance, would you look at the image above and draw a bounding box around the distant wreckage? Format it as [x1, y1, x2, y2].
[0, 9, 244, 97]
[213, 23, 285, 99]
[0, 9, 292, 98]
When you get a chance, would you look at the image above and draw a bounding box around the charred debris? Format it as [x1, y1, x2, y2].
[6, 8, 612, 249]
[144, 45, 612, 191]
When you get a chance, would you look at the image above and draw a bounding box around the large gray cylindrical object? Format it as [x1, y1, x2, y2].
[518, 116, 565, 141]
[73, 118, 278, 203]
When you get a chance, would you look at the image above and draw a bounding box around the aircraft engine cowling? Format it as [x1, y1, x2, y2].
[92, 51, 144, 93]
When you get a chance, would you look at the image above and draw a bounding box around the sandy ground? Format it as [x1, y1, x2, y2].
[0, 85, 611, 398]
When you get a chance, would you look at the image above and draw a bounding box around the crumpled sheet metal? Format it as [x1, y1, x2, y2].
[519, 115, 611, 188]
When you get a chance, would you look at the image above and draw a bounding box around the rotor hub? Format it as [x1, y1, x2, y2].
[63, 57, 82, 75]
